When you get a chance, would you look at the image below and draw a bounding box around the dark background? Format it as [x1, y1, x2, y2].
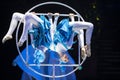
[0, 0, 120, 80]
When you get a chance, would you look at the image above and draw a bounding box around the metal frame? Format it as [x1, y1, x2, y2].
[16, 1, 87, 79]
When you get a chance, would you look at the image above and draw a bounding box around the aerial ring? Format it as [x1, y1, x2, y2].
[16, 1, 87, 78]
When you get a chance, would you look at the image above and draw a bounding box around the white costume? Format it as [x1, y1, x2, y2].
[2, 12, 93, 57]
[2, 12, 93, 80]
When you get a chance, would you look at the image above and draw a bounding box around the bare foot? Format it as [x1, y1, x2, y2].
[85, 44, 91, 57]
[17, 41, 24, 47]
[81, 47, 87, 59]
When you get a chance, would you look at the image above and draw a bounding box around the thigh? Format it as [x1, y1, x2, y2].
[13, 12, 25, 22]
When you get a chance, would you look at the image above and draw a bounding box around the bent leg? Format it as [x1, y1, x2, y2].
[69, 21, 94, 45]
[18, 13, 43, 47]
[70, 21, 94, 57]
[85, 24, 94, 57]
[86, 23, 94, 45]
[2, 12, 24, 43]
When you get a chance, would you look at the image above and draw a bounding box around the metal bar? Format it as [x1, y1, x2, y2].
[52, 64, 55, 80]
[28, 64, 79, 67]
[26, 33, 29, 63]
[35, 13, 79, 17]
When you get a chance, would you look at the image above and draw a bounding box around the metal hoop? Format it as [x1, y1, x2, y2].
[16, 1, 87, 78]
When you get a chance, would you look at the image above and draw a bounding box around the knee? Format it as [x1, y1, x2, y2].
[24, 13, 31, 20]
[24, 12, 34, 20]
[12, 12, 19, 18]
[89, 22, 94, 29]
[12, 12, 24, 20]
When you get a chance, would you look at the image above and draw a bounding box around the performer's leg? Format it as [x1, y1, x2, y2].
[85, 24, 94, 57]
[70, 21, 94, 57]
[76, 22, 93, 57]
[70, 22, 85, 58]
[2, 12, 24, 43]
[77, 30, 87, 59]
[18, 13, 43, 47]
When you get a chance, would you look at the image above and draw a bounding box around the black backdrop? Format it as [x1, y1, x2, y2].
[0, 0, 120, 80]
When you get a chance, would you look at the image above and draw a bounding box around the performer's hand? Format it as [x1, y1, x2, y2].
[47, 12, 53, 18]
[54, 13, 59, 17]
[60, 54, 69, 63]
[59, 54, 68, 72]
[69, 13, 75, 22]
[31, 12, 36, 15]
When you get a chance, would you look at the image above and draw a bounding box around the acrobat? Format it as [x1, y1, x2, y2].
[2, 11, 93, 80]
[2, 12, 93, 57]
